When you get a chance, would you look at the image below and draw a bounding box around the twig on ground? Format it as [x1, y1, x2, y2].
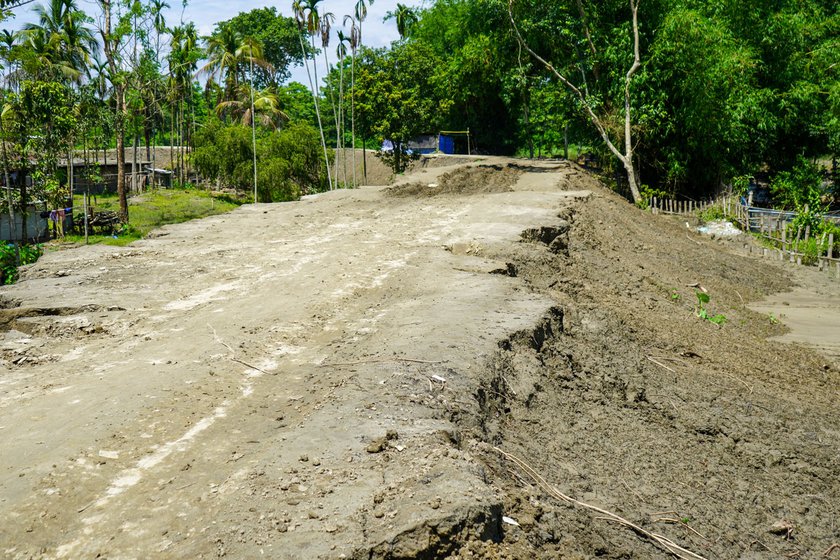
[320, 358, 445, 367]
[723, 372, 753, 394]
[208, 325, 271, 375]
[651, 355, 690, 366]
[652, 517, 707, 540]
[492, 446, 708, 560]
[749, 539, 771, 551]
[620, 478, 646, 503]
[77, 500, 95, 514]
[648, 356, 677, 374]
[824, 544, 840, 557]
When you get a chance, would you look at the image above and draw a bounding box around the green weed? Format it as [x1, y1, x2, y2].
[695, 291, 727, 326]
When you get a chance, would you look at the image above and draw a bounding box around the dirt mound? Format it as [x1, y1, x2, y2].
[386, 164, 522, 197]
[447, 186, 840, 558]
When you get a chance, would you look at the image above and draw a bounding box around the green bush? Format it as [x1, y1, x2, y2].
[0, 244, 43, 284]
[798, 238, 822, 266]
[191, 118, 327, 201]
[770, 156, 825, 212]
[699, 204, 727, 222]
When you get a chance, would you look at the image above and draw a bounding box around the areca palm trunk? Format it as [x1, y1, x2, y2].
[297, 30, 332, 191]
[310, 33, 332, 190]
[339, 55, 347, 187]
[350, 50, 357, 188]
[323, 48, 340, 189]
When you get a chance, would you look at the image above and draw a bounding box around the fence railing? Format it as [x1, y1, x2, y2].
[650, 195, 840, 279]
[649, 197, 716, 215]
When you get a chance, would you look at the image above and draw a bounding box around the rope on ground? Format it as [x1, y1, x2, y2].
[492, 446, 708, 560]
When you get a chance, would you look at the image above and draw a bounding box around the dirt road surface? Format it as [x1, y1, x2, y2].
[1, 158, 838, 559]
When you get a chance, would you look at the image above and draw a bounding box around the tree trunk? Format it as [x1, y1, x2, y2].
[145, 116, 152, 162]
[564, 124, 568, 160]
[100, 0, 129, 221]
[350, 51, 357, 188]
[170, 104, 175, 181]
[1, 115, 20, 262]
[19, 169, 27, 242]
[116, 89, 128, 221]
[508, 0, 643, 205]
[296, 26, 332, 191]
[132, 125, 138, 194]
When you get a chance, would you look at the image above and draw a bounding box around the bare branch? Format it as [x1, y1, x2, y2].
[507, 0, 626, 166]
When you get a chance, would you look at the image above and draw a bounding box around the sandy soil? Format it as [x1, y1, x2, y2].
[1, 158, 838, 559]
[750, 268, 840, 364]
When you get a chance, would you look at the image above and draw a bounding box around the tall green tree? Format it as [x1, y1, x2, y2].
[385, 3, 418, 39]
[353, 42, 450, 173]
[213, 7, 306, 87]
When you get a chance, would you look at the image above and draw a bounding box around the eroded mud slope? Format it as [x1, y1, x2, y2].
[454, 181, 840, 559]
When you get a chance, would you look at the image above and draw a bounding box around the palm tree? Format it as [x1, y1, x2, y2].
[239, 36, 263, 203]
[170, 23, 201, 186]
[353, 0, 374, 181]
[343, 15, 359, 188]
[385, 3, 418, 39]
[337, 30, 350, 187]
[216, 84, 287, 129]
[21, 0, 96, 82]
[0, 96, 19, 257]
[318, 10, 341, 188]
[292, 0, 332, 191]
[201, 26, 243, 103]
[0, 29, 19, 92]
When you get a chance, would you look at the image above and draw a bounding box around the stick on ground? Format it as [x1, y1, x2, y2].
[492, 446, 708, 560]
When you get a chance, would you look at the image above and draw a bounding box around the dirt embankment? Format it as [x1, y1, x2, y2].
[0, 158, 838, 559]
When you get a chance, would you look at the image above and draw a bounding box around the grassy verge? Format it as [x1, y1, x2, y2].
[66, 188, 244, 246]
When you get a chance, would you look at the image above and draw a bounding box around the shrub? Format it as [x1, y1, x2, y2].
[192, 118, 327, 201]
[0, 244, 43, 284]
[770, 156, 825, 211]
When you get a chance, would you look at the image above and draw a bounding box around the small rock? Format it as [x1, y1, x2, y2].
[769, 519, 794, 539]
[502, 516, 520, 527]
[299, 454, 309, 463]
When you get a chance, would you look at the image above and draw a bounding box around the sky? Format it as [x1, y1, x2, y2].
[7, 0, 426, 85]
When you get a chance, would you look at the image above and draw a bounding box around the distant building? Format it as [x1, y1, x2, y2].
[381, 135, 439, 155]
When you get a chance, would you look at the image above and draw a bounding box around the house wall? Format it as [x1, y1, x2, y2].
[0, 204, 72, 243]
